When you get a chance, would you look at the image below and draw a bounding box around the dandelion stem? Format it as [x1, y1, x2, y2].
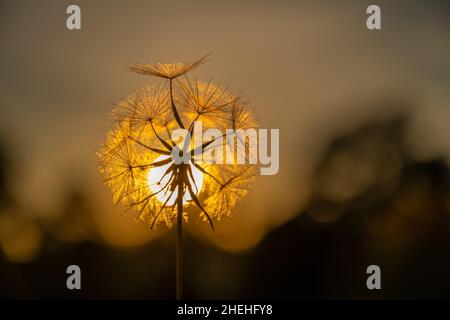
[170, 79, 185, 129]
[127, 136, 171, 155]
[150, 121, 173, 151]
[176, 179, 183, 300]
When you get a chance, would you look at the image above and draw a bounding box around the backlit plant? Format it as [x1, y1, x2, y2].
[97, 55, 258, 299]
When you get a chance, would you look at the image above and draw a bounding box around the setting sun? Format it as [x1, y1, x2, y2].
[147, 155, 204, 206]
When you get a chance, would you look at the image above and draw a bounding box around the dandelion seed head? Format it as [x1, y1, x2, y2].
[128, 54, 211, 80]
[98, 55, 258, 229]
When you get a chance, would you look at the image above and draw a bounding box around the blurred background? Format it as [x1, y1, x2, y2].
[0, 0, 450, 298]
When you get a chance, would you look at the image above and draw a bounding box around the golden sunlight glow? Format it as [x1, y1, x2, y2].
[147, 155, 204, 206]
[98, 58, 258, 229]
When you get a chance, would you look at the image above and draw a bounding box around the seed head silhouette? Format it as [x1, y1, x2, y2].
[97, 55, 258, 299]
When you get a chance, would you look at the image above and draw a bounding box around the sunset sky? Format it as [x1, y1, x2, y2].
[0, 0, 449, 299]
